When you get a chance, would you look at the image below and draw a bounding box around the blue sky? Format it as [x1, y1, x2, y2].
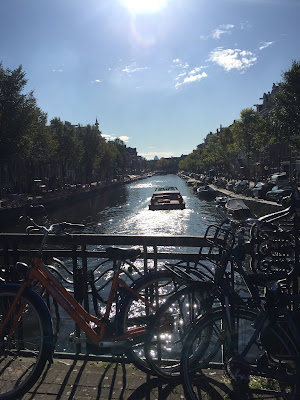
[1, 0, 299, 160]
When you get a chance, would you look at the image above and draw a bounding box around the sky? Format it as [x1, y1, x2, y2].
[0, 0, 299, 160]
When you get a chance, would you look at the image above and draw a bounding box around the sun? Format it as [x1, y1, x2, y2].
[121, 0, 168, 14]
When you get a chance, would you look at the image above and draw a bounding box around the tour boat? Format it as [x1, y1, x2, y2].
[149, 187, 185, 210]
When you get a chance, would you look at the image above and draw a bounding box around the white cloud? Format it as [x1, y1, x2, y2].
[212, 29, 225, 39]
[189, 66, 207, 75]
[209, 47, 257, 71]
[102, 134, 129, 143]
[172, 59, 189, 69]
[119, 136, 129, 142]
[122, 62, 149, 74]
[175, 72, 187, 80]
[90, 79, 102, 84]
[201, 24, 235, 40]
[259, 41, 274, 50]
[175, 72, 208, 88]
[240, 21, 252, 30]
[102, 134, 116, 140]
[139, 151, 174, 160]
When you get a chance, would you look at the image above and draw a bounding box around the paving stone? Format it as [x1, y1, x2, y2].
[13, 358, 239, 399]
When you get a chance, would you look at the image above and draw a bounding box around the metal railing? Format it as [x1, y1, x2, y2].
[0, 232, 212, 359]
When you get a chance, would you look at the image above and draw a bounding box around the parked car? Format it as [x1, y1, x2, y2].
[233, 180, 248, 194]
[226, 181, 235, 191]
[269, 172, 289, 187]
[252, 182, 275, 199]
[266, 185, 293, 203]
[214, 178, 226, 188]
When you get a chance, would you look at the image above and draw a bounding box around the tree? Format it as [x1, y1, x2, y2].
[78, 124, 102, 182]
[231, 108, 269, 156]
[270, 60, 300, 149]
[179, 147, 203, 173]
[0, 63, 46, 158]
[113, 138, 127, 177]
[50, 118, 83, 184]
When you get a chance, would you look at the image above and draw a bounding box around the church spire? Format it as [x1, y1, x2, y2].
[95, 117, 99, 130]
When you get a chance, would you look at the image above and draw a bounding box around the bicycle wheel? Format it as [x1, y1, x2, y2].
[181, 308, 299, 400]
[117, 270, 184, 374]
[0, 284, 53, 400]
[126, 377, 185, 400]
[145, 283, 215, 379]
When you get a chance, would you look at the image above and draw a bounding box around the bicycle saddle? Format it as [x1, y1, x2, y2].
[105, 246, 142, 261]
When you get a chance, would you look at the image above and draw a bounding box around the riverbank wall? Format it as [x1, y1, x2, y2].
[0, 176, 146, 225]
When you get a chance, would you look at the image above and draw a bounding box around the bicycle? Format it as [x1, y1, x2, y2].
[181, 271, 300, 399]
[0, 207, 183, 399]
[144, 207, 261, 379]
[180, 188, 300, 399]
[144, 185, 300, 381]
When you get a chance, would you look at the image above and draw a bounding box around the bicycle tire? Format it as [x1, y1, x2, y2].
[181, 307, 299, 400]
[117, 270, 184, 374]
[145, 283, 215, 379]
[0, 284, 53, 400]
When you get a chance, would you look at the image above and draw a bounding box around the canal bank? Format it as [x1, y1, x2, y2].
[0, 176, 147, 226]
[211, 184, 283, 217]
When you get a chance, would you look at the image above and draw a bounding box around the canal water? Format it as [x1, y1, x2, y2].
[2, 174, 221, 235]
[49, 174, 220, 236]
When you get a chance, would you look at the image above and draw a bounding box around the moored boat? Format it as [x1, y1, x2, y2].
[225, 198, 251, 219]
[149, 187, 185, 210]
[215, 196, 230, 207]
[197, 185, 217, 200]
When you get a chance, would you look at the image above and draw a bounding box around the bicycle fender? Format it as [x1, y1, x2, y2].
[0, 283, 54, 352]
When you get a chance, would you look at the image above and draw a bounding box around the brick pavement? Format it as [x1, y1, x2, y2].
[19, 358, 234, 400]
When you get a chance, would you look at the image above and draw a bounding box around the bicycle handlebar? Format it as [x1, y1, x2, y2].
[22, 210, 85, 255]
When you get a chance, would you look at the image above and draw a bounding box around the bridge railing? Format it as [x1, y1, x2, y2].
[0, 232, 215, 358]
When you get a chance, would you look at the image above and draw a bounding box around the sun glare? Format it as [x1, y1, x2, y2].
[122, 0, 168, 14]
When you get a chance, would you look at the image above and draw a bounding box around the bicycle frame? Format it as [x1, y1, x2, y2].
[1, 255, 160, 347]
[222, 289, 300, 381]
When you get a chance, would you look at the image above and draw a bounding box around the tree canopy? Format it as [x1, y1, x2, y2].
[270, 60, 300, 149]
[179, 60, 299, 175]
[0, 63, 47, 158]
[0, 62, 146, 189]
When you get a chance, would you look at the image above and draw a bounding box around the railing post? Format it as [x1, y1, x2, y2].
[153, 246, 158, 272]
[72, 243, 82, 352]
[81, 244, 89, 312]
[2, 240, 10, 281]
[143, 245, 148, 274]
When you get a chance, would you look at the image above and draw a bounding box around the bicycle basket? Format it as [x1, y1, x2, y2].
[199, 224, 235, 265]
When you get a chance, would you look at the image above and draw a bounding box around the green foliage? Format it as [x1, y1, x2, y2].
[0, 61, 145, 189]
[270, 60, 300, 149]
[50, 118, 83, 180]
[231, 108, 269, 155]
[0, 63, 47, 158]
[77, 124, 103, 181]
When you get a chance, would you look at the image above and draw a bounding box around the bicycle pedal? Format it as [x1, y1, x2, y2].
[98, 340, 129, 356]
[98, 340, 128, 349]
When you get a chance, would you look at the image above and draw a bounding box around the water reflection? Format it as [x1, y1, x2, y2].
[68, 174, 220, 236]
[1, 175, 220, 235]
